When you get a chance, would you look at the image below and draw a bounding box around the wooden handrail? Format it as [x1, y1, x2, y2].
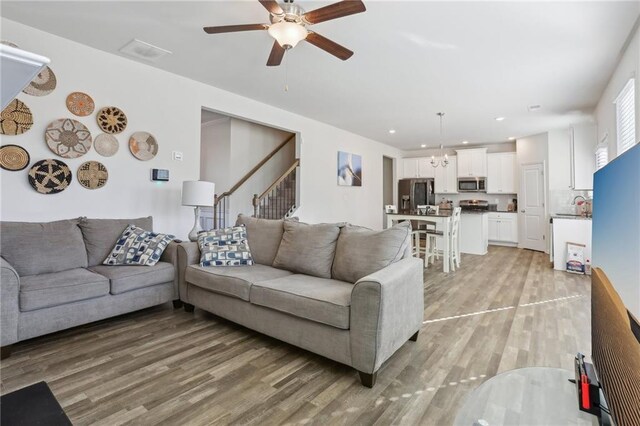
[216, 134, 295, 201]
[256, 159, 300, 202]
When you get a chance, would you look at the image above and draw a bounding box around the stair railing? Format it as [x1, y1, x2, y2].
[212, 134, 295, 229]
[253, 159, 300, 220]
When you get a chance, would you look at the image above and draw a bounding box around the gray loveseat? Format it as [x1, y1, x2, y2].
[177, 215, 424, 387]
[0, 217, 180, 358]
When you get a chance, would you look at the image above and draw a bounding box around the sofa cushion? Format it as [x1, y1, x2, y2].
[272, 221, 342, 279]
[198, 225, 253, 267]
[186, 264, 292, 301]
[250, 275, 352, 329]
[235, 215, 287, 266]
[19, 268, 109, 311]
[79, 217, 153, 266]
[332, 222, 412, 283]
[103, 225, 174, 266]
[89, 262, 175, 295]
[0, 218, 88, 276]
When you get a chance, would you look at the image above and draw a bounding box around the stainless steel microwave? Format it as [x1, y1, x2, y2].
[458, 177, 486, 192]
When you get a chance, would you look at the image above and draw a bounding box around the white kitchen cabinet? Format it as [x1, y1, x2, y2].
[456, 148, 487, 177]
[487, 152, 517, 194]
[570, 124, 596, 190]
[488, 212, 518, 245]
[552, 217, 592, 271]
[434, 156, 458, 194]
[402, 158, 435, 178]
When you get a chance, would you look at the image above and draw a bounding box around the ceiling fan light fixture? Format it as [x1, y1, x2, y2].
[268, 21, 307, 49]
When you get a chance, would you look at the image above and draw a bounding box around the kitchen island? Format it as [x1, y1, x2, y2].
[459, 212, 489, 255]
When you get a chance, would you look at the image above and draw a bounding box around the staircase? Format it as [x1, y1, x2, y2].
[253, 160, 298, 220]
[211, 134, 298, 229]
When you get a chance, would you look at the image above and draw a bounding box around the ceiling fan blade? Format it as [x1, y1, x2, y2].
[203, 24, 267, 34]
[267, 41, 286, 66]
[305, 32, 353, 61]
[302, 0, 366, 25]
[259, 0, 284, 16]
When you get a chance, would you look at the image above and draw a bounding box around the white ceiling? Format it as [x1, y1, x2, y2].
[2, 1, 638, 149]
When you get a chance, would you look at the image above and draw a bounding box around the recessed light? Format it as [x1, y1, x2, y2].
[462, 141, 469, 144]
[508, 137, 516, 141]
[528, 104, 542, 112]
[119, 39, 172, 62]
[421, 144, 426, 148]
[495, 117, 505, 121]
[389, 129, 396, 134]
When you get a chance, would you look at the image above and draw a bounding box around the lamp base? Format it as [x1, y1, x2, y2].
[188, 207, 203, 242]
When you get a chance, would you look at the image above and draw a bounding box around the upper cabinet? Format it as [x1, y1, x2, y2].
[487, 152, 517, 194]
[571, 124, 596, 190]
[456, 148, 487, 177]
[401, 157, 435, 179]
[547, 125, 596, 191]
[434, 156, 458, 194]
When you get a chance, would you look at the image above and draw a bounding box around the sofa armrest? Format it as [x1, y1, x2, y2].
[160, 241, 180, 299]
[350, 257, 424, 374]
[1, 257, 20, 346]
[176, 242, 200, 303]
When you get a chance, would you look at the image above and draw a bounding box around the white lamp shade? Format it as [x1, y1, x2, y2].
[181, 181, 215, 207]
[268, 22, 308, 48]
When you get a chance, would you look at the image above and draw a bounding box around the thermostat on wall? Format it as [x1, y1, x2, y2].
[151, 169, 169, 181]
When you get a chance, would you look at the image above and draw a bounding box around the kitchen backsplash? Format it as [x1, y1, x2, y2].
[434, 193, 516, 211]
[548, 189, 592, 215]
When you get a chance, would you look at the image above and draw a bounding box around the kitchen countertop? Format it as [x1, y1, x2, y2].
[551, 214, 592, 221]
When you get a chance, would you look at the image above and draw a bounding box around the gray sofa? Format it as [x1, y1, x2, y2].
[177, 215, 424, 387]
[0, 217, 180, 358]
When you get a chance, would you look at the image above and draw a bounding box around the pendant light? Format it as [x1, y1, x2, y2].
[431, 112, 449, 168]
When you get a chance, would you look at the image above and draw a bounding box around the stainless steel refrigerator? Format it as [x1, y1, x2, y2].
[398, 178, 435, 211]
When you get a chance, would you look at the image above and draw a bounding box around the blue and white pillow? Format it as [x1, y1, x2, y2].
[198, 225, 253, 267]
[103, 225, 174, 266]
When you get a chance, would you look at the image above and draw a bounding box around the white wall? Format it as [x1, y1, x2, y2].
[0, 19, 402, 236]
[403, 141, 516, 159]
[200, 118, 231, 190]
[595, 23, 640, 159]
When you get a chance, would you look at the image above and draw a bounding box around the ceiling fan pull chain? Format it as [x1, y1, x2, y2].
[284, 58, 289, 92]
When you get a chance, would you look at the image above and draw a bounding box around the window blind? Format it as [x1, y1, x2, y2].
[595, 145, 608, 170]
[615, 78, 636, 156]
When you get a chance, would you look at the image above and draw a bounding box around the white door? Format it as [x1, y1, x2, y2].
[519, 163, 546, 251]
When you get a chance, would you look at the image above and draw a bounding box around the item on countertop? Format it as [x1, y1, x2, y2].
[103, 225, 174, 266]
[96, 106, 127, 134]
[566, 242, 586, 274]
[585, 259, 592, 275]
[0, 99, 33, 135]
[438, 199, 452, 210]
[28, 159, 72, 194]
[507, 202, 515, 212]
[77, 161, 108, 189]
[45, 118, 92, 158]
[93, 133, 119, 157]
[198, 225, 253, 267]
[129, 131, 158, 161]
[22, 66, 57, 96]
[66, 92, 95, 116]
[0, 144, 30, 171]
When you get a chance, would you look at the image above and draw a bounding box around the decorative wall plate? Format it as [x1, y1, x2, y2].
[0, 144, 30, 171]
[94, 133, 119, 157]
[66, 92, 95, 116]
[28, 159, 72, 194]
[23, 66, 57, 96]
[0, 99, 33, 135]
[129, 131, 158, 161]
[45, 118, 92, 158]
[77, 161, 108, 189]
[96, 106, 127, 134]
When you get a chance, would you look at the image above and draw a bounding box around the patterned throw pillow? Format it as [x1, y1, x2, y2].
[198, 225, 253, 267]
[103, 225, 174, 266]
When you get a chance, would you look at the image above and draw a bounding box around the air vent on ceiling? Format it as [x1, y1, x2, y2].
[528, 104, 542, 112]
[119, 39, 172, 62]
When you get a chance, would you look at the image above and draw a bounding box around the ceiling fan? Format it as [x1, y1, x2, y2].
[203, 0, 366, 66]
